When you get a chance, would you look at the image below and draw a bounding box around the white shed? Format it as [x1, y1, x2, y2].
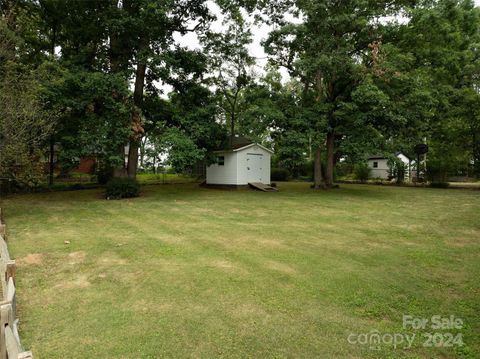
[368, 152, 412, 180]
[206, 136, 273, 186]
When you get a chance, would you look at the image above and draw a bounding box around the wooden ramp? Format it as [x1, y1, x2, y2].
[248, 182, 279, 192]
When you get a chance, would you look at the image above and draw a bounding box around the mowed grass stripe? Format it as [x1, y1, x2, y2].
[2, 183, 479, 358]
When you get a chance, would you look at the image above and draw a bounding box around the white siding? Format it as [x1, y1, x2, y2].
[368, 158, 389, 179]
[206, 152, 239, 185]
[397, 154, 410, 165]
[368, 154, 413, 180]
[206, 144, 272, 185]
[397, 154, 412, 180]
[236, 145, 271, 185]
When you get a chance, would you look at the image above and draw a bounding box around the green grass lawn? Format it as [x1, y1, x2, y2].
[1, 183, 479, 358]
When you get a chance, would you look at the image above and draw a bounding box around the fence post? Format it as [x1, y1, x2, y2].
[0, 209, 32, 358]
[5, 260, 15, 284]
[6, 278, 16, 319]
[4, 326, 19, 359]
[0, 304, 13, 359]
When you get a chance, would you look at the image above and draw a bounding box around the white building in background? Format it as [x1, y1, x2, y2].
[367, 152, 413, 180]
[206, 136, 273, 186]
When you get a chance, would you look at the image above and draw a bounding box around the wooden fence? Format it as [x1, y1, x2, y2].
[0, 209, 33, 359]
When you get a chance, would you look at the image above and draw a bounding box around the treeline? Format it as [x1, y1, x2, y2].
[0, 0, 479, 189]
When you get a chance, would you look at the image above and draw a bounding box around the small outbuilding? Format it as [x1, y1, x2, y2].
[368, 152, 412, 180]
[206, 136, 273, 186]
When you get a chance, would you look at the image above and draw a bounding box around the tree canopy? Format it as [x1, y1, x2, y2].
[1, 0, 479, 188]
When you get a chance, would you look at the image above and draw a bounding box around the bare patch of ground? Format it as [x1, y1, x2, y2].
[17, 253, 44, 266]
[55, 274, 91, 289]
[264, 260, 297, 275]
[99, 255, 127, 266]
[68, 251, 86, 264]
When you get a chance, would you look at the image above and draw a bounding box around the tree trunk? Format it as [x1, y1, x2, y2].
[230, 112, 235, 137]
[109, 20, 128, 178]
[127, 136, 140, 178]
[139, 137, 146, 169]
[113, 144, 127, 178]
[325, 131, 335, 187]
[230, 109, 236, 147]
[313, 145, 326, 189]
[127, 43, 147, 178]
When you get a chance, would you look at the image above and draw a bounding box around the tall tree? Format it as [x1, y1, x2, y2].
[0, 15, 59, 187]
[371, 0, 480, 179]
[264, 0, 413, 188]
[204, 15, 255, 141]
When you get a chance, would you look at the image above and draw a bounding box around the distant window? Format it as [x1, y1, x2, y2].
[373, 161, 378, 168]
[217, 156, 225, 166]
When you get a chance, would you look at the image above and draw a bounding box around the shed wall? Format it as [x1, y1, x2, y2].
[206, 152, 239, 185]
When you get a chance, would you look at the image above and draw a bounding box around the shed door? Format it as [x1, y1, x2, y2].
[246, 153, 263, 183]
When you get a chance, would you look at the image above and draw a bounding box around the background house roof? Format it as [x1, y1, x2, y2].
[368, 152, 411, 161]
[368, 154, 387, 160]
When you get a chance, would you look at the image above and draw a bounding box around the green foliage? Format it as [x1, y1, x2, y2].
[0, 19, 59, 187]
[105, 177, 140, 200]
[49, 69, 132, 169]
[354, 163, 370, 183]
[159, 128, 207, 173]
[96, 163, 114, 185]
[336, 162, 354, 178]
[387, 157, 406, 184]
[205, 12, 255, 136]
[380, 0, 480, 180]
[262, 0, 413, 187]
[271, 168, 290, 182]
[3, 0, 480, 185]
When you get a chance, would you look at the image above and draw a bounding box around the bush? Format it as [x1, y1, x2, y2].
[105, 177, 140, 199]
[388, 158, 406, 184]
[97, 164, 114, 185]
[271, 168, 290, 181]
[299, 160, 314, 180]
[429, 182, 450, 189]
[336, 162, 354, 178]
[354, 163, 370, 183]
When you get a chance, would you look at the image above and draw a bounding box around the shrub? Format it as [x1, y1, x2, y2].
[299, 160, 314, 180]
[354, 163, 370, 183]
[105, 177, 140, 199]
[271, 168, 290, 181]
[429, 182, 450, 189]
[388, 158, 406, 184]
[336, 161, 354, 178]
[97, 164, 114, 185]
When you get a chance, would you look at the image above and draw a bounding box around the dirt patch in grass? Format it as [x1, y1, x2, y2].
[231, 303, 268, 318]
[55, 274, 91, 289]
[128, 299, 174, 313]
[68, 251, 86, 264]
[99, 255, 127, 266]
[264, 260, 297, 275]
[210, 259, 235, 270]
[446, 234, 480, 248]
[17, 253, 44, 266]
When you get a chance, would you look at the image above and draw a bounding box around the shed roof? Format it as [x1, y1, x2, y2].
[368, 152, 411, 160]
[215, 135, 273, 154]
[368, 154, 386, 160]
[217, 135, 253, 151]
